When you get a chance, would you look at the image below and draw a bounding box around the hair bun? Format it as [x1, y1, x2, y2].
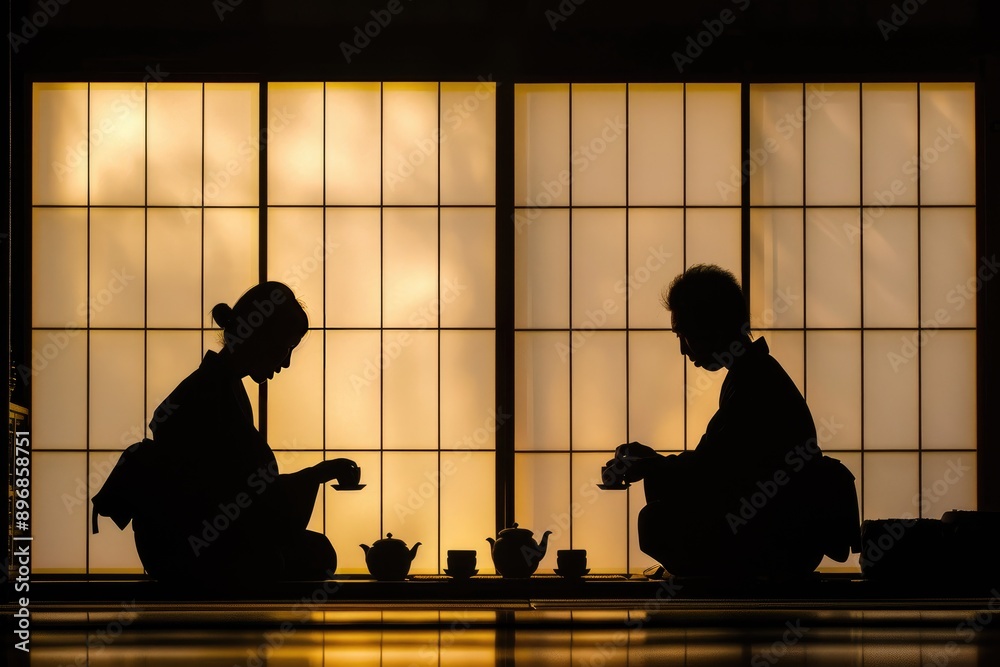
[212, 303, 234, 328]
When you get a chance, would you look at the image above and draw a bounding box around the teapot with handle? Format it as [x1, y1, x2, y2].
[360, 533, 421, 581]
[486, 523, 552, 578]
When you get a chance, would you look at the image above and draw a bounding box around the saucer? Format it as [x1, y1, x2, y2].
[554, 568, 590, 579]
[331, 483, 367, 491]
[444, 568, 478, 579]
[596, 483, 630, 491]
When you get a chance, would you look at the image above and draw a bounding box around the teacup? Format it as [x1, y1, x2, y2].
[447, 550, 477, 575]
[557, 549, 588, 575]
[338, 465, 362, 488]
[601, 465, 626, 488]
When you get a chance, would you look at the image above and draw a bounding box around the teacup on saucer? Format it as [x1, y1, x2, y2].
[444, 568, 478, 579]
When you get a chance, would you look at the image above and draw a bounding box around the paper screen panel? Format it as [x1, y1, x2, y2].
[628, 83, 684, 206]
[686, 365, 728, 450]
[268, 82, 324, 205]
[147, 208, 201, 328]
[760, 330, 805, 396]
[324, 451, 381, 574]
[571, 208, 626, 329]
[862, 84, 918, 206]
[203, 208, 259, 326]
[440, 331, 495, 451]
[89, 208, 146, 328]
[203, 83, 259, 206]
[325, 330, 381, 450]
[685, 83, 741, 206]
[863, 452, 919, 520]
[89, 83, 146, 206]
[88, 451, 145, 572]
[921, 452, 977, 517]
[33, 82, 88, 205]
[514, 209, 569, 329]
[440, 451, 496, 573]
[440, 82, 496, 205]
[571, 332, 626, 451]
[921, 330, 976, 450]
[805, 331, 861, 449]
[862, 208, 918, 327]
[863, 331, 919, 450]
[382, 82, 438, 206]
[805, 209, 861, 328]
[146, 331, 202, 439]
[273, 450, 325, 533]
[750, 208, 804, 329]
[514, 84, 569, 207]
[326, 82, 381, 205]
[685, 208, 741, 275]
[805, 84, 860, 206]
[266, 332, 323, 449]
[33, 452, 87, 572]
[324, 207, 380, 328]
[202, 331, 259, 430]
[31, 329, 87, 450]
[571, 453, 626, 572]
[750, 84, 804, 206]
[32, 207, 88, 328]
[382, 330, 438, 449]
[628, 331, 684, 450]
[626, 209, 683, 328]
[514, 453, 571, 557]
[147, 82, 202, 206]
[919, 83, 976, 205]
[571, 84, 626, 206]
[382, 207, 438, 328]
[89, 331, 145, 450]
[440, 208, 495, 328]
[921, 208, 976, 328]
[267, 207, 326, 317]
[514, 332, 570, 451]
[817, 452, 861, 572]
[382, 452, 439, 573]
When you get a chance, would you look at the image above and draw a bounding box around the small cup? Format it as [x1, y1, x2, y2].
[557, 549, 588, 574]
[601, 465, 626, 488]
[447, 550, 477, 576]
[338, 465, 362, 488]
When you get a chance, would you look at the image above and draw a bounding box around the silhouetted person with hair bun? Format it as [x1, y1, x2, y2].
[606, 264, 860, 578]
[129, 281, 358, 582]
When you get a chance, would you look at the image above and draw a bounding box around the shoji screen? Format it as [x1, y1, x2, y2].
[513, 84, 742, 574]
[265, 82, 497, 574]
[31, 82, 261, 573]
[749, 83, 977, 570]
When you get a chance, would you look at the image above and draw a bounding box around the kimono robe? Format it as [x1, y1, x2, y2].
[132, 350, 334, 582]
[637, 337, 859, 576]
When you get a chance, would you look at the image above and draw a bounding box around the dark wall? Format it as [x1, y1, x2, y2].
[7, 0, 1000, 508]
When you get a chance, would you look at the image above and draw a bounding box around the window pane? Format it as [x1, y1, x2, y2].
[863, 452, 918, 520]
[805, 84, 859, 206]
[204, 83, 259, 206]
[203, 208, 259, 327]
[33, 453, 87, 572]
[147, 208, 201, 328]
[325, 207, 381, 328]
[325, 330, 381, 450]
[382, 330, 437, 449]
[514, 209, 568, 329]
[90, 208, 145, 328]
[686, 208, 741, 275]
[750, 84, 803, 206]
[33, 207, 88, 328]
[863, 208, 918, 327]
[33, 83, 88, 205]
[147, 82, 202, 206]
[268, 331, 323, 449]
[268, 82, 324, 205]
[326, 82, 381, 205]
[628, 83, 684, 206]
[572, 332, 626, 451]
[686, 83, 740, 206]
[382, 452, 438, 573]
[863, 83, 918, 206]
[515, 84, 569, 207]
[921, 208, 976, 328]
[806, 331, 861, 450]
[572, 208, 626, 329]
[750, 208, 804, 329]
[89, 83, 145, 206]
[805, 209, 860, 328]
[90, 331, 144, 449]
[440, 82, 496, 205]
[919, 83, 975, 205]
[267, 207, 326, 319]
[515, 332, 569, 451]
[383, 82, 438, 205]
[383, 208, 438, 327]
[441, 208, 495, 328]
[440, 452, 495, 573]
[922, 330, 976, 449]
[864, 331, 919, 449]
[31, 330, 87, 449]
[571, 84, 626, 206]
[629, 331, 684, 450]
[572, 453, 626, 572]
[440, 331, 495, 451]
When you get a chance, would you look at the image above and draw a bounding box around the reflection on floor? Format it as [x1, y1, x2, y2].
[24, 609, 1000, 666]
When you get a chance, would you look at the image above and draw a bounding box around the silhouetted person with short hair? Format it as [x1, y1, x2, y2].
[102, 281, 358, 583]
[608, 264, 859, 577]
